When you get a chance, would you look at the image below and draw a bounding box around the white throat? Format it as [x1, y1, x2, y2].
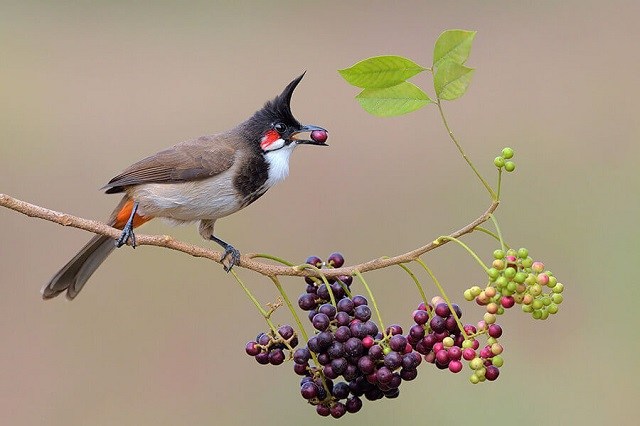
[264, 142, 295, 188]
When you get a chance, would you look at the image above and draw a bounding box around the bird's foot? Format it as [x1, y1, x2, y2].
[116, 202, 138, 248]
[221, 245, 241, 272]
[210, 235, 240, 272]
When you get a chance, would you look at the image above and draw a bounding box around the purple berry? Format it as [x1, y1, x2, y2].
[245, 341, 260, 356]
[346, 396, 363, 413]
[352, 295, 368, 306]
[311, 129, 328, 144]
[305, 255, 322, 267]
[488, 324, 503, 338]
[486, 365, 500, 381]
[354, 305, 372, 322]
[327, 252, 344, 267]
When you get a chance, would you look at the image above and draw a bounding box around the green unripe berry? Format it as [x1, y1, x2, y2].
[532, 310, 542, 320]
[501, 147, 514, 159]
[462, 339, 474, 349]
[551, 294, 563, 304]
[548, 276, 558, 287]
[470, 286, 482, 297]
[497, 306, 505, 315]
[532, 299, 543, 310]
[494, 156, 505, 168]
[492, 259, 506, 270]
[522, 304, 533, 313]
[530, 283, 542, 296]
[514, 272, 527, 284]
[504, 267, 517, 279]
[540, 310, 550, 320]
[525, 274, 537, 285]
[443, 337, 454, 348]
[484, 312, 497, 324]
[487, 337, 497, 346]
[475, 367, 486, 378]
[542, 296, 552, 306]
[383, 346, 392, 355]
[506, 281, 517, 293]
[470, 374, 480, 384]
[470, 357, 483, 370]
[493, 249, 505, 260]
[492, 355, 504, 367]
[491, 343, 503, 355]
[464, 289, 474, 301]
[521, 257, 533, 268]
[487, 268, 500, 281]
[552, 283, 564, 294]
[517, 247, 528, 259]
[547, 303, 559, 314]
[504, 161, 516, 172]
[506, 249, 517, 257]
[495, 276, 509, 289]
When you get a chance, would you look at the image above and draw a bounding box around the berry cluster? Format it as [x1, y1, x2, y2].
[407, 296, 503, 384]
[494, 147, 516, 172]
[293, 253, 425, 418]
[464, 248, 564, 321]
[245, 325, 299, 365]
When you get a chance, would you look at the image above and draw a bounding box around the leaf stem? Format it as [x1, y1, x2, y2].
[436, 101, 497, 200]
[353, 270, 386, 334]
[414, 258, 468, 340]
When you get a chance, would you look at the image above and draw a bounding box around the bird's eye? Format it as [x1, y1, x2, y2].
[274, 123, 287, 133]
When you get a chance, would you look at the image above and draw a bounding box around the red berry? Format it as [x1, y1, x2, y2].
[448, 360, 463, 373]
[501, 296, 515, 309]
[311, 129, 328, 143]
[488, 324, 503, 338]
[462, 348, 476, 361]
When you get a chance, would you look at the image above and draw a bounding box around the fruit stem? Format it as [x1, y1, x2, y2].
[295, 264, 337, 307]
[436, 101, 497, 200]
[270, 276, 310, 343]
[496, 168, 503, 200]
[230, 269, 277, 333]
[397, 262, 429, 306]
[353, 269, 386, 334]
[435, 236, 489, 272]
[488, 214, 506, 254]
[475, 226, 511, 249]
[414, 258, 468, 340]
[251, 253, 296, 266]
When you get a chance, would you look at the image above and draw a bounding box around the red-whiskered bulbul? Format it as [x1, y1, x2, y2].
[42, 73, 328, 300]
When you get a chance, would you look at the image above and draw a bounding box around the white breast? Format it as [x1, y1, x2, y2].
[264, 143, 295, 188]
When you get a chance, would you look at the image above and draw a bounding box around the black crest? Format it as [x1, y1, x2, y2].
[241, 73, 306, 141]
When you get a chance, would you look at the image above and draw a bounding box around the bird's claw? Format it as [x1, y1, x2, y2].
[116, 223, 136, 248]
[222, 245, 240, 272]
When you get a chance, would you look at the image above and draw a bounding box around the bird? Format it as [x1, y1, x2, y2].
[42, 73, 328, 300]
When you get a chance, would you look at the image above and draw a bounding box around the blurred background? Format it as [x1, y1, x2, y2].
[1, 1, 638, 425]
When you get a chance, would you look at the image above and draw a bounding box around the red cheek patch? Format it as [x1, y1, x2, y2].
[260, 130, 280, 150]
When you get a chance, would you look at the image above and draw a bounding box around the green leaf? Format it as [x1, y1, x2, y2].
[339, 55, 426, 89]
[434, 62, 474, 100]
[433, 30, 476, 68]
[355, 82, 432, 117]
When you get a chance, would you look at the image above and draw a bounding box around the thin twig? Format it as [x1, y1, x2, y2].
[0, 193, 499, 278]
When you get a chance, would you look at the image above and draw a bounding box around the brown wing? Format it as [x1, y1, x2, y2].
[103, 134, 237, 194]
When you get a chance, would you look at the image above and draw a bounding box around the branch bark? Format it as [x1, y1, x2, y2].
[0, 193, 498, 278]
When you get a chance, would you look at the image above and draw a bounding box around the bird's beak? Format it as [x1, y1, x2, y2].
[291, 125, 329, 146]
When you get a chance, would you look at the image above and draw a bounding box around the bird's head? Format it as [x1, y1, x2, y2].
[242, 73, 328, 153]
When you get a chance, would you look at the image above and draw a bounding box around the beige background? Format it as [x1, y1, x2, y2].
[1, 1, 638, 425]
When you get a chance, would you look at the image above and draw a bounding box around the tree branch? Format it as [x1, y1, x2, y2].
[0, 193, 498, 278]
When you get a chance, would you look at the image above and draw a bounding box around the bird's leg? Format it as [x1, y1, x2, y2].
[116, 202, 139, 248]
[210, 235, 240, 272]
